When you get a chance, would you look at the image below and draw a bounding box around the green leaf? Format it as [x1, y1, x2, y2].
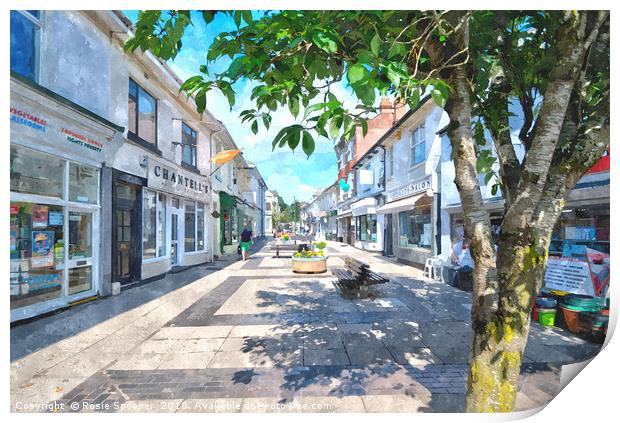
[302, 131, 315, 157]
[348, 64, 367, 86]
[431, 87, 447, 108]
[288, 97, 300, 118]
[303, 102, 326, 120]
[227, 57, 245, 79]
[312, 31, 338, 53]
[329, 115, 342, 140]
[251, 120, 258, 135]
[371, 34, 381, 56]
[241, 10, 252, 24]
[262, 114, 271, 129]
[359, 119, 368, 137]
[484, 171, 494, 185]
[195, 91, 206, 114]
[355, 83, 376, 106]
[491, 184, 499, 196]
[272, 127, 288, 150]
[288, 127, 300, 150]
[202, 11, 215, 24]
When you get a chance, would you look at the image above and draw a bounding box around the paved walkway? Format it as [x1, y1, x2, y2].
[10, 239, 602, 413]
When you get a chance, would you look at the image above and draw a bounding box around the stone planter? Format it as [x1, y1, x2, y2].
[291, 256, 327, 274]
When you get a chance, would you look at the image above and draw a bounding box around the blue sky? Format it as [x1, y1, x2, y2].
[124, 11, 353, 204]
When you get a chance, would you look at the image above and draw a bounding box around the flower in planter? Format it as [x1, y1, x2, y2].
[282, 234, 290, 241]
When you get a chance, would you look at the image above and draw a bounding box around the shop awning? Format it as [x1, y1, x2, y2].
[376, 193, 424, 214]
[351, 197, 377, 217]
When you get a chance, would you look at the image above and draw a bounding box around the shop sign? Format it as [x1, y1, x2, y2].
[61, 127, 104, 153]
[544, 257, 594, 296]
[10, 107, 47, 132]
[10, 98, 121, 164]
[148, 159, 210, 202]
[386, 176, 432, 202]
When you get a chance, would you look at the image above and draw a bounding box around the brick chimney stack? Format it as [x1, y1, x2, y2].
[379, 97, 393, 114]
[394, 98, 407, 122]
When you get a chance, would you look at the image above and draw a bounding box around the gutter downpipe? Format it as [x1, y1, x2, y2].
[209, 126, 223, 263]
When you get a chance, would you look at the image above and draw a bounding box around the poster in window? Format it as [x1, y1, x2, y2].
[32, 205, 49, 228]
[31, 231, 55, 268]
[49, 210, 64, 226]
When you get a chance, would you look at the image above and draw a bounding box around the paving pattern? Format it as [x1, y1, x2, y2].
[10, 240, 602, 413]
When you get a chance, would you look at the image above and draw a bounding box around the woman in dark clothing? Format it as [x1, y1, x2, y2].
[240, 225, 253, 261]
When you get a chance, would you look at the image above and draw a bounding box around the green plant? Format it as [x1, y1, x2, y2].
[313, 241, 327, 250]
[282, 234, 290, 241]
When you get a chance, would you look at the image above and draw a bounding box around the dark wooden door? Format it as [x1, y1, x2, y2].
[113, 181, 141, 285]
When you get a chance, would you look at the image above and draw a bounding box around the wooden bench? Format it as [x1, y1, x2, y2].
[270, 240, 298, 258]
[332, 257, 389, 298]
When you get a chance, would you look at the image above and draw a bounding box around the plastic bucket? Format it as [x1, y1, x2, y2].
[560, 306, 581, 333]
[538, 308, 557, 327]
[537, 297, 558, 308]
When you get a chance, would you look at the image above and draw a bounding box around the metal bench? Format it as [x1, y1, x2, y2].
[269, 241, 298, 258]
[332, 257, 389, 298]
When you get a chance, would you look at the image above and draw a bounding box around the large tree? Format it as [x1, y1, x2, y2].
[126, 10, 609, 412]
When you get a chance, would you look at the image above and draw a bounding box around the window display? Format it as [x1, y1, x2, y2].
[197, 203, 205, 250]
[143, 189, 166, 259]
[10, 146, 65, 198]
[550, 204, 610, 254]
[399, 206, 431, 249]
[185, 201, 196, 252]
[355, 215, 377, 242]
[10, 202, 64, 310]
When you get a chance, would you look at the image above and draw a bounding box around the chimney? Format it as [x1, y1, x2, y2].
[394, 98, 406, 122]
[379, 97, 393, 114]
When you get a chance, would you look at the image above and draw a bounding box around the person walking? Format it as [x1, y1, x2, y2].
[240, 225, 253, 261]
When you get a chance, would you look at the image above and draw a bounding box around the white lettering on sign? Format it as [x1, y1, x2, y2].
[386, 177, 432, 202]
[544, 257, 594, 296]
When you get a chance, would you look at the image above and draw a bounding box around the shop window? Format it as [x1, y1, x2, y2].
[128, 79, 157, 146]
[69, 163, 99, 204]
[10, 11, 40, 81]
[399, 206, 431, 249]
[550, 204, 610, 255]
[10, 202, 64, 310]
[142, 189, 166, 259]
[182, 123, 197, 167]
[185, 201, 196, 252]
[410, 124, 425, 166]
[355, 215, 377, 242]
[197, 203, 205, 251]
[11, 146, 65, 198]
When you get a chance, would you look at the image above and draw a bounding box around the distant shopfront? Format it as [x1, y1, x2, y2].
[10, 75, 124, 321]
[219, 191, 238, 254]
[377, 176, 436, 267]
[352, 197, 383, 252]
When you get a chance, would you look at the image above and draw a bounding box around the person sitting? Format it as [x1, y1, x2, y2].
[451, 238, 473, 290]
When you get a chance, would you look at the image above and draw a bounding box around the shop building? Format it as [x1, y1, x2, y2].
[334, 97, 405, 245]
[9, 10, 239, 320]
[10, 73, 125, 322]
[376, 97, 447, 267]
[350, 144, 386, 252]
[264, 190, 279, 235]
[439, 115, 610, 274]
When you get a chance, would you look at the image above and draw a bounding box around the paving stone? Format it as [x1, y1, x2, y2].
[303, 349, 350, 366]
[153, 326, 233, 339]
[157, 352, 216, 370]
